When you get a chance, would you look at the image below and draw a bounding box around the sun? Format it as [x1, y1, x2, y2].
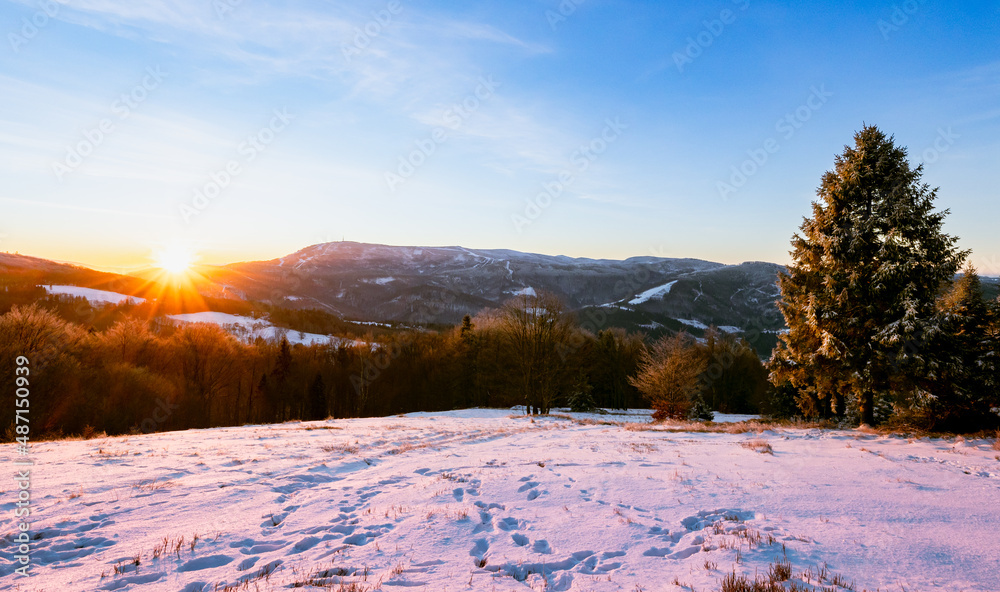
[153, 243, 195, 276]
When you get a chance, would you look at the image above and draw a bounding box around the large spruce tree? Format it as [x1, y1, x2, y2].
[770, 125, 967, 425]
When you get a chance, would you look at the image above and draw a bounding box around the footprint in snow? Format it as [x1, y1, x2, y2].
[100, 572, 165, 590]
[670, 545, 701, 560]
[642, 546, 671, 557]
[177, 555, 234, 572]
[243, 541, 288, 555]
[517, 481, 540, 492]
[474, 501, 504, 511]
[549, 572, 573, 591]
[292, 536, 321, 552]
[469, 538, 490, 561]
[511, 533, 529, 546]
[532, 539, 552, 554]
[260, 512, 287, 528]
[473, 511, 493, 534]
[237, 557, 258, 570]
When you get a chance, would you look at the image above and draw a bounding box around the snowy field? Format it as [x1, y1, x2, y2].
[166, 312, 359, 348]
[40, 286, 357, 348]
[44, 285, 145, 305]
[1, 410, 998, 591]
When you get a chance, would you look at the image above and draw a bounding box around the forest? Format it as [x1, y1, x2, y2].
[0, 286, 772, 439]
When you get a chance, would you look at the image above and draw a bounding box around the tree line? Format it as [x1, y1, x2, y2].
[0, 288, 773, 438]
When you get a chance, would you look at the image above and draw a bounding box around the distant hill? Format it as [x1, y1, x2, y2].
[214, 242, 780, 321]
[205, 242, 788, 354]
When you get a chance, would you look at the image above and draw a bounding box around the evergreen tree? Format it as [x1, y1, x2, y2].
[567, 373, 597, 412]
[275, 337, 293, 384]
[687, 392, 715, 422]
[698, 328, 769, 414]
[308, 372, 327, 421]
[770, 125, 967, 426]
[592, 329, 643, 410]
[457, 315, 477, 408]
[929, 265, 999, 430]
[271, 337, 293, 421]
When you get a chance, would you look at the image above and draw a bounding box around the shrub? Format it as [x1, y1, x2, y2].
[629, 333, 706, 420]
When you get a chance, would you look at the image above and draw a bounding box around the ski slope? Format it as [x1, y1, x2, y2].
[628, 280, 678, 305]
[1, 410, 998, 591]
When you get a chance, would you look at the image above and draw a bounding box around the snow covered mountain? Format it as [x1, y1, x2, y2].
[218, 242, 787, 334]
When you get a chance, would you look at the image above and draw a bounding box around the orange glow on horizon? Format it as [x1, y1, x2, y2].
[153, 242, 196, 277]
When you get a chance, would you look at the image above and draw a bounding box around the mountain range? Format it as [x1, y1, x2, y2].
[8, 242, 997, 357]
[213, 242, 787, 334]
[1, 242, 794, 355]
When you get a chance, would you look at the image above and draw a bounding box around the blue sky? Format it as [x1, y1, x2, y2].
[1, 0, 998, 272]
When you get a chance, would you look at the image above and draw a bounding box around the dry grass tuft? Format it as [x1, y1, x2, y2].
[322, 443, 360, 455]
[768, 559, 792, 581]
[133, 478, 173, 491]
[740, 439, 774, 454]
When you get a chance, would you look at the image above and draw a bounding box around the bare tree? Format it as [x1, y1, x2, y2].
[496, 291, 573, 414]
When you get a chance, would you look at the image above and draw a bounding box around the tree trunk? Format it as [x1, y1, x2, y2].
[832, 392, 845, 417]
[859, 391, 874, 426]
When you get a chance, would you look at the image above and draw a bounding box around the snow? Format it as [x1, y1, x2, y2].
[44, 285, 145, 305]
[677, 318, 708, 330]
[167, 312, 359, 347]
[168, 311, 261, 327]
[510, 287, 536, 297]
[628, 280, 677, 305]
[353, 321, 392, 327]
[5, 410, 998, 591]
[677, 320, 744, 333]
